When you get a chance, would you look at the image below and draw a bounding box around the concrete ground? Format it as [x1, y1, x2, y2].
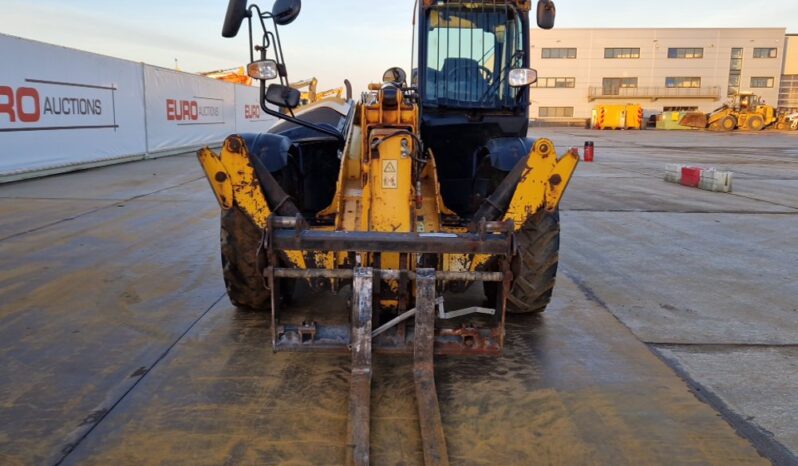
[538, 127, 798, 464]
[0, 128, 795, 465]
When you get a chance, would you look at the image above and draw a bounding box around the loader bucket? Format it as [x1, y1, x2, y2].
[679, 112, 708, 129]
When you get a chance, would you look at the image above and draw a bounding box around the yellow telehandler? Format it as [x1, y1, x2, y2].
[198, 0, 573, 464]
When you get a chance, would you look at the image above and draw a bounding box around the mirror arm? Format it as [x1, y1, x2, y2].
[259, 83, 344, 145]
[264, 31, 287, 85]
[267, 16, 289, 85]
[247, 10, 254, 64]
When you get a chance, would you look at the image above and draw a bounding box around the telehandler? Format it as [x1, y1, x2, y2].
[198, 0, 576, 464]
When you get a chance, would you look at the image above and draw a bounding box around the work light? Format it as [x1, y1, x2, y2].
[247, 60, 279, 80]
[509, 68, 538, 87]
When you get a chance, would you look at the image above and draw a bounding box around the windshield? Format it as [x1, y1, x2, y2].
[423, 4, 523, 109]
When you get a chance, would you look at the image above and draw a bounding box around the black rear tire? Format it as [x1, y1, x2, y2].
[485, 210, 560, 314]
[220, 207, 271, 310]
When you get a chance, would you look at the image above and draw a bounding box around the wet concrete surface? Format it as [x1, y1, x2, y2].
[541, 127, 798, 461]
[59, 280, 765, 466]
[0, 159, 223, 465]
[0, 128, 796, 465]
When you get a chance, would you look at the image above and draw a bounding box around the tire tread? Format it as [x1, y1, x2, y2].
[220, 208, 271, 310]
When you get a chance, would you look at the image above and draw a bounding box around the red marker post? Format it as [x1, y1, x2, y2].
[584, 141, 595, 162]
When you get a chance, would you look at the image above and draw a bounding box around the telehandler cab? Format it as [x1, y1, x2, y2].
[198, 0, 576, 463]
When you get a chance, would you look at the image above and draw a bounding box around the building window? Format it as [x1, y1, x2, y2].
[664, 106, 699, 112]
[729, 72, 741, 88]
[668, 48, 704, 59]
[539, 106, 574, 118]
[533, 77, 576, 88]
[604, 48, 640, 59]
[542, 47, 576, 59]
[730, 48, 743, 71]
[751, 77, 775, 88]
[666, 77, 701, 88]
[753, 47, 777, 58]
[728, 48, 743, 96]
[602, 77, 638, 95]
[779, 75, 798, 111]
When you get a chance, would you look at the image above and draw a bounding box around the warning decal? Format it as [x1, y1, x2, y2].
[382, 160, 398, 189]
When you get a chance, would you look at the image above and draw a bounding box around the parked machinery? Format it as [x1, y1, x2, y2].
[680, 91, 777, 131]
[774, 112, 798, 130]
[199, 66, 253, 86]
[290, 77, 347, 106]
[288, 77, 318, 105]
[198, 0, 573, 464]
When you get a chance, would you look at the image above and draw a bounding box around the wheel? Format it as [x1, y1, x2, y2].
[720, 115, 737, 131]
[746, 115, 765, 131]
[775, 121, 787, 131]
[485, 210, 560, 314]
[220, 207, 271, 310]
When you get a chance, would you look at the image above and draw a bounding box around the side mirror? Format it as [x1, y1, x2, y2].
[222, 0, 250, 38]
[536, 0, 556, 30]
[266, 84, 301, 109]
[272, 0, 301, 26]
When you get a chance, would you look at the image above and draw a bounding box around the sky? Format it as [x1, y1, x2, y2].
[1, 0, 796, 93]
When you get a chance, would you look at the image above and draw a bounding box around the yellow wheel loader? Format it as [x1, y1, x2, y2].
[199, 0, 574, 464]
[680, 91, 777, 131]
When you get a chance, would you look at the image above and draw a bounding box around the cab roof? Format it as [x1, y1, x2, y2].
[421, 0, 531, 12]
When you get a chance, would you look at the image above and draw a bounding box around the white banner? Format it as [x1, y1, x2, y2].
[143, 65, 235, 152]
[0, 34, 289, 179]
[234, 85, 278, 133]
[0, 34, 146, 175]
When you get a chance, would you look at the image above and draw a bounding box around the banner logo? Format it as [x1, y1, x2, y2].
[244, 104, 260, 120]
[165, 96, 224, 125]
[0, 79, 118, 132]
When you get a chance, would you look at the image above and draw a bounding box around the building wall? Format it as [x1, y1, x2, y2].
[529, 28, 786, 120]
[779, 35, 798, 112]
[783, 35, 798, 74]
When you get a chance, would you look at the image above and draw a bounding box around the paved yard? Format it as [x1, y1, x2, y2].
[0, 128, 795, 465]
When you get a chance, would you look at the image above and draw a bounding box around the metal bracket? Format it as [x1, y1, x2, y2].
[436, 298, 495, 320]
[370, 296, 496, 340]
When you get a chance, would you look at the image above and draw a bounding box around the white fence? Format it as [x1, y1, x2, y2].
[0, 34, 277, 181]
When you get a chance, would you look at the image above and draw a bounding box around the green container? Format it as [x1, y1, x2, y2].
[656, 111, 694, 130]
